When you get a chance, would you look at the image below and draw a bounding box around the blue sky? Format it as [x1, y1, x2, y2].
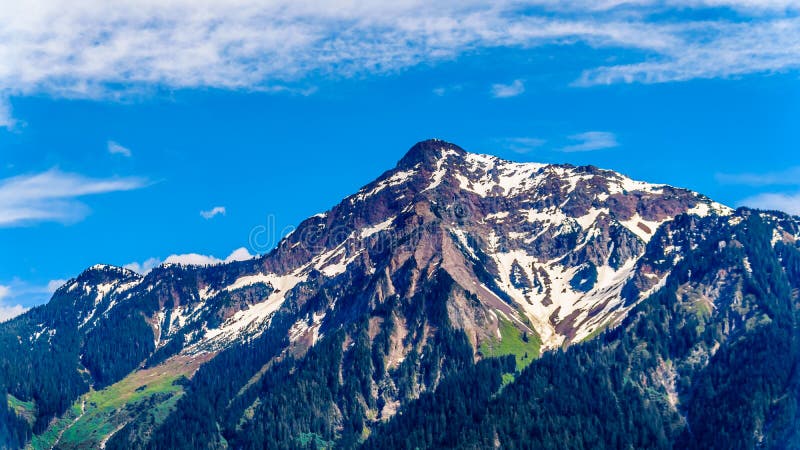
[0, 0, 799, 318]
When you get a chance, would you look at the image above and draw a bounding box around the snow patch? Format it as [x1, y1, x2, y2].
[687, 200, 732, 218]
[353, 166, 419, 202]
[198, 285, 217, 301]
[576, 208, 609, 229]
[360, 216, 395, 239]
[743, 257, 753, 274]
[454, 154, 546, 197]
[198, 270, 308, 348]
[289, 311, 326, 344]
[422, 148, 458, 192]
[485, 211, 509, 221]
[619, 214, 665, 243]
[606, 174, 665, 196]
[452, 229, 478, 260]
[311, 236, 363, 278]
[491, 248, 639, 348]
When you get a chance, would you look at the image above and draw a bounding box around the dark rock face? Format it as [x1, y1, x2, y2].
[395, 138, 467, 170]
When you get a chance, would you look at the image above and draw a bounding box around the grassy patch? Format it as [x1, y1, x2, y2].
[57, 372, 185, 447]
[28, 402, 83, 450]
[31, 354, 213, 449]
[7, 394, 36, 427]
[480, 317, 542, 370]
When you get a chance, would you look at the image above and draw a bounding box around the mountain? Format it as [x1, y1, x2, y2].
[1, 139, 799, 449]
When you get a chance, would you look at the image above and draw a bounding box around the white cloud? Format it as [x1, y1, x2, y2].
[47, 279, 68, 293]
[0, 0, 794, 106]
[225, 247, 254, 262]
[0, 285, 28, 322]
[125, 247, 255, 274]
[0, 169, 147, 227]
[107, 140, 132, 157]
[0, 278, 73, 317]
[739, 192, 800, 215]
[200, 206, 226, 220]
[164, 247, 254, 266]
[491, 79, 525, 98]
[123, 257, 162, 274]
[716, 166, 800, 186]
[163, 253, 223, 266]
[560, 131, 619, 152]
[0, 303, 27, 322]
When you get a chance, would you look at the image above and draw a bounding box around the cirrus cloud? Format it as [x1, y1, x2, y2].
[0, 0, 795, 107]
[501, 137, 547, 154]
[560, 131, 619, 152]
[739, 192, 800, 216]
[0, 169, 148, 227]
[717, 166, 800, 216]
[716, 166, 800, 186]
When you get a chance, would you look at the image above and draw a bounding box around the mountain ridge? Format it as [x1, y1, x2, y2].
[34, 138, 737, 361]
[2, 139, 798, 449]
[52, 139, 730, 351]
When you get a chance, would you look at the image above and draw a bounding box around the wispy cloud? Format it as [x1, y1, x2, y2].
[716, 166, 800, 186]
[739, 192, 800, 216]
[491, 80, 525, 98]
[107, 140, 132, 157]
[560, 131, 619, 152]
[0, 1, 793, 108]
[200, 206, 226, 220]
[124, 247, 254, 274]
[0, 278, 76, 320]
[576, 18, 800, 86]
[717, 166, 800, 215]
[0, 98, 15, 130]
[502, 137, 547, 154]
[432, 84, 464, 96]
[0, 169, 147, 227]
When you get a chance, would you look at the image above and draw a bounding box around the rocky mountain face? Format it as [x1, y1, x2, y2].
[366, 208, 800, 449]
[1, 140, 798, 449]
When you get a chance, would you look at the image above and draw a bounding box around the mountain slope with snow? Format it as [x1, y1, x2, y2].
[1, 139, 797, 449]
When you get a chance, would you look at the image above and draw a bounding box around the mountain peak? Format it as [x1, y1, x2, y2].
[396, 139, 466, 170]
[72, 264, 139, 285]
